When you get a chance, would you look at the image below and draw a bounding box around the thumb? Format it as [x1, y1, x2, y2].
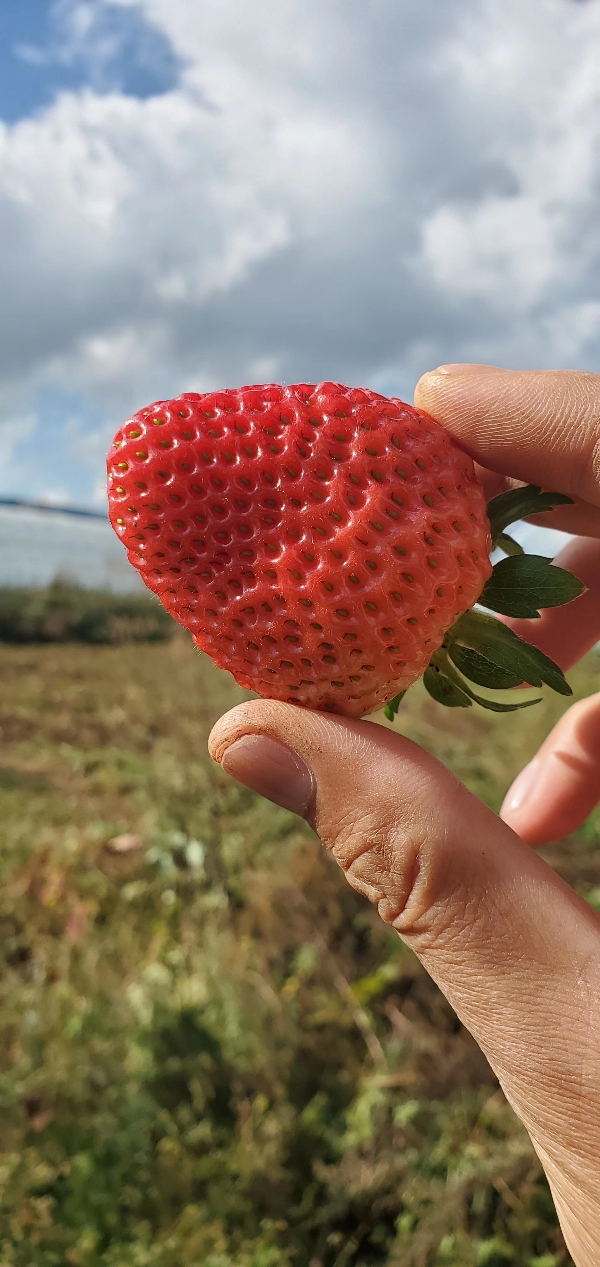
[209, 699, 600, 1263]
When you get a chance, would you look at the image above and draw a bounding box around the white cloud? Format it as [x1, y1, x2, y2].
[1, 0, 600, 506]
[420, 196, 556, 309]
[418, 0, 600, 333]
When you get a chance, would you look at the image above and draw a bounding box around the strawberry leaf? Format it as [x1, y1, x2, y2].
[479, 554, 585, 619]
[487, 485, 574, 546]
[383, 691, 406, 721]
[449, 608, 573, 697]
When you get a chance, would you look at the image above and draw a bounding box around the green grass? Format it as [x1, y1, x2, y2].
[0, 636, 598, 1265]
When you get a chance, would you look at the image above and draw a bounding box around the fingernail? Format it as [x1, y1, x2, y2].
[503, 759, 541, 814]
[220, 734, 314, 817]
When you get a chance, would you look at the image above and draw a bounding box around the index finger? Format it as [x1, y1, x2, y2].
[414, 365, 600, 535]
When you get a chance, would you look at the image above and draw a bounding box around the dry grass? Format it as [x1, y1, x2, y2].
[0, 635, 598, 1266]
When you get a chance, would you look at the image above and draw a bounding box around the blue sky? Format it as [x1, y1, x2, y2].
[1, 0, 600, 510]
[0, 0, 180, 123]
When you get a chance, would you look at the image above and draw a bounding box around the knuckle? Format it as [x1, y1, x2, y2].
[319, 782, 476, 946]
[321, 804, 419, 922]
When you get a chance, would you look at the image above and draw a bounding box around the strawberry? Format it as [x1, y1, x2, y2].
[107, 382, 583, 718]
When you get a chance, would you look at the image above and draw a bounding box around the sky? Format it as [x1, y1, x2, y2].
[1, 0, 599, 511]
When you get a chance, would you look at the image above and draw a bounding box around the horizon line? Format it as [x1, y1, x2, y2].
[0, 496, 108, 521]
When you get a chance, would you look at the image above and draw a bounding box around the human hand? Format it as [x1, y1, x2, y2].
[209, 366, 600, 1265]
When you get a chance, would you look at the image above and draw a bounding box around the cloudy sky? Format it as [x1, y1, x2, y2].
[2, 0, 599, 509]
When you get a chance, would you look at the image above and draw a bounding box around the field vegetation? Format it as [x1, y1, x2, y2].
[0, 616, 598, 1265]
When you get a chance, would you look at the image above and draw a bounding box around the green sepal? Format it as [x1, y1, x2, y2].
[423, 664, 471, 708]
[433, 650, 542, 713]
[451, 609, 572, 695]
[448, 643, 524, 690]
[487, 484, 574, 546]
[383, 690, 406, 721]
[480, 554, 585, 619]
[496, 532, 524, 557]
[451, 609, 573, 697]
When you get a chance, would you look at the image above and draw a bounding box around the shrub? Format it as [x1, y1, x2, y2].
[0, 582, 176, 644]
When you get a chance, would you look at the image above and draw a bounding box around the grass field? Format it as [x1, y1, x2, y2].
[0, 634, 598, 1266]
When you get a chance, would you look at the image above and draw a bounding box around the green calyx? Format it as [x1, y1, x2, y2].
[384, 484, 585, 720]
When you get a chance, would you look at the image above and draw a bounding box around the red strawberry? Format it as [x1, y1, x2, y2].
[107, 382, 580, 717]
[110, 377, 584, 714]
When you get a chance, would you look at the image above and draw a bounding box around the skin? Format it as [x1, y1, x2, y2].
[209, 366, 600, 1265]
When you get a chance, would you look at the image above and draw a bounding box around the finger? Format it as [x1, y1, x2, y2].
[209, 700, 600, 1258]
[502, 692, 600, 846]
[503, 536, 600, 672]
[414, 365, 600, 538]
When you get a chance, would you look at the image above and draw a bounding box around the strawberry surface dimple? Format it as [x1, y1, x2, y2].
[108, 382, 492, 716]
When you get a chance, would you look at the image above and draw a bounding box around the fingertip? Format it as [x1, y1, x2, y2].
[500, 693, 600, 846]
[413, 368, 450, 409]
[501, 760, 540, 818]
[414, 363, 501, 409]
[208, 700, 256, 762]
[208, 698, 294, 764]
